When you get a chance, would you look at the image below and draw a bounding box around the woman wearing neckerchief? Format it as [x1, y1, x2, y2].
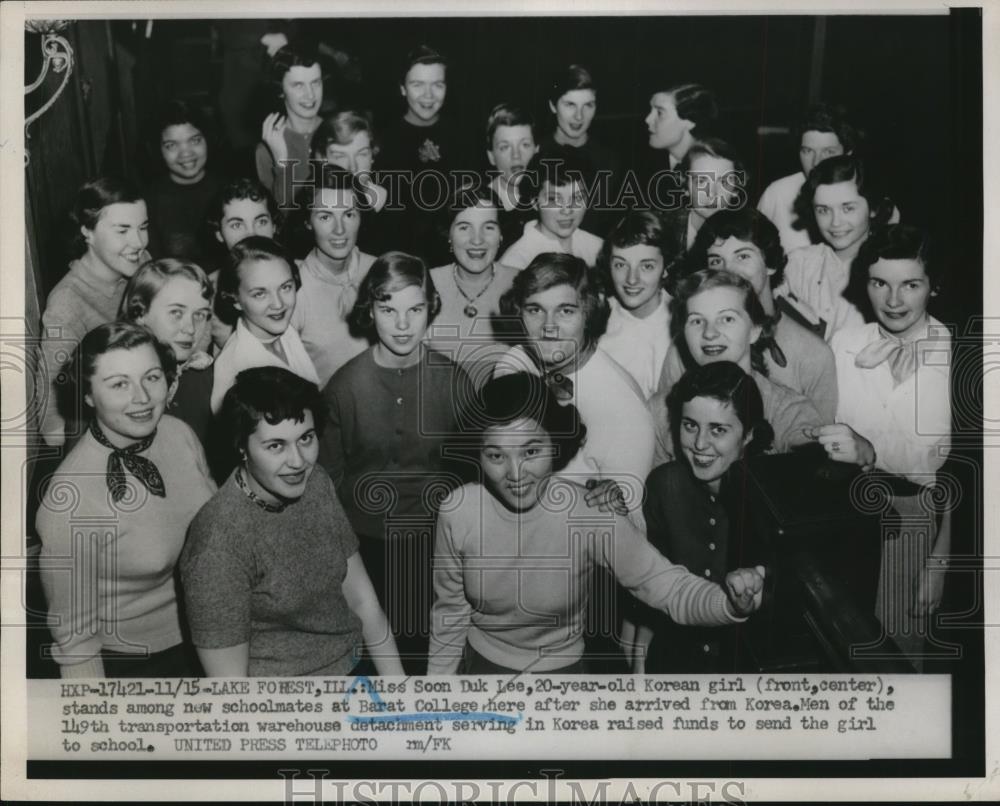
[181, 367, 403, 677]
[816, 224, 952, 670]
[36, 323, 216, 678]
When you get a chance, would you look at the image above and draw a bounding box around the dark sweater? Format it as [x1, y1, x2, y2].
[145, 172, 224, 263]
[318, 347, 473, 539]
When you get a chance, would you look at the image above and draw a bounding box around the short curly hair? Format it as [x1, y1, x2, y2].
[683, 208, 787, 288]
[222, 365, 325, 455]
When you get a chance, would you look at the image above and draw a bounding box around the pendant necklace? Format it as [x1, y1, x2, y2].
[453, 263, 495, 318]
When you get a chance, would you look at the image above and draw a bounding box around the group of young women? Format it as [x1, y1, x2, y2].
[33, 39, 951, 679]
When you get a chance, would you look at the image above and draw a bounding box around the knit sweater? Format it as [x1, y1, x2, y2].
[36, 258, 131, 445]
[318, 347, 473, 539]
[657, 312, 838, 422]
[427, 481, 741, 674]
[180, 466, 363, 676]
[36, 415, 216, 676]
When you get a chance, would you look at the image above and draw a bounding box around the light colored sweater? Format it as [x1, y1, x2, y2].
[36, 415, 216, 676]
[428, 481, 741, 674]
[36, 258, 130, 445]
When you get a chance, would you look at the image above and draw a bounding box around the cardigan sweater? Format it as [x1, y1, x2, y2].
[318, 347, 473, 539]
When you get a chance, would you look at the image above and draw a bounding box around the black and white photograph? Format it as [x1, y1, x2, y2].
[1, 0, 995, 802]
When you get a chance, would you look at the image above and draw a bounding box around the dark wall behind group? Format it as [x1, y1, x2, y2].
[25, 13, 978, 325]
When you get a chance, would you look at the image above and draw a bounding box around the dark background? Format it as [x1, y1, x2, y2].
[26, 13, 974, 324]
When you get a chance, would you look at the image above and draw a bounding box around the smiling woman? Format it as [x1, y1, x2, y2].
[211, 236, 319, 414]
[36, 322, 216, 678]
[36, 177, 151, 448]
[180, 366, 403, 677]
[635, 361, 773, 673]
[256, 42, 325, 207]
[290, 165, 376, 387]
[318, 252, 474, 674]
[428, 372, 765, 675]
[144, 100, 223, 265]
[120, 258, 215, 445]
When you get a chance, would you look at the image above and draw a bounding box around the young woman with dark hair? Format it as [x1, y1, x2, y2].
[181, 366, 403, 677]
[649, 268, 824, 463]
[376, 45, 474, 264]
[428, 371, 765, 675]
[778, 154, 897, 342]
[290, 164, 376, 386]
[37, 322, 215, 677]
[645, 83, 719, 168]
[637, 361, 772, 673]
[757, 102, 862, 253]
[256, 42, 326, 207]
[426, 187, 519, 385]
[37, 177, 150, 447]
[144, 99, 224, 264]
[596, 210, 677, 399]
[816, 224, 951, 668]
[538, 65, 623, 234]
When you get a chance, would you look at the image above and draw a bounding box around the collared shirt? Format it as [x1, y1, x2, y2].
[775, 243, 865, 342]
[211, 318, 320, 414]
[494, 346, 655, 524]
[831, 316, 951, 484]
[500, 221, 603, 270]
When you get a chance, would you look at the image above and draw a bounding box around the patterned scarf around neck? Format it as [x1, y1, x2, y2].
[89, 419, 165, 503]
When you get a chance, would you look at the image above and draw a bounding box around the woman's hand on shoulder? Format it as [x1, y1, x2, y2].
[725, 565, 766, 617]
